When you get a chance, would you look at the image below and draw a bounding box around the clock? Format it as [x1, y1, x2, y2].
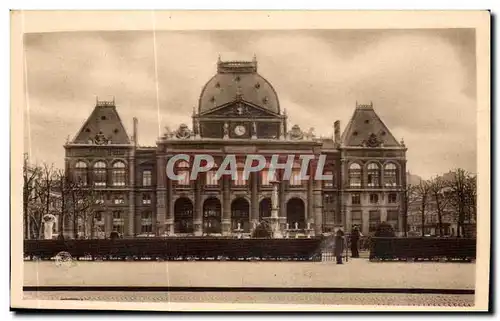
[234, 125, 246, 136]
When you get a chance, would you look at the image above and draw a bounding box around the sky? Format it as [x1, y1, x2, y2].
[23, 29, 477, 179]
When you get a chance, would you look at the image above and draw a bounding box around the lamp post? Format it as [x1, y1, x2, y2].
[269, 179, 283, 238]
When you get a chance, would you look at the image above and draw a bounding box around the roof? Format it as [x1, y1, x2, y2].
[71, 99, 131, 145]
[340, 102, 401, 147]
[198, 57, 280, 114]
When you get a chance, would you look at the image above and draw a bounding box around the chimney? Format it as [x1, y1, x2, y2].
[334, 120, 341, 143]
[133, 117, 138, 146]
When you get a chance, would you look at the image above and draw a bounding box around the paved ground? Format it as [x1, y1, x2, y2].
[24, 258, 475, 290]
[23, 291, 475, 307]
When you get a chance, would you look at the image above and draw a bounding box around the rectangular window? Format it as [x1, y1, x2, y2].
[142, 194, 151, 205]
[112, 211, 124, 233]
[351, 193, 361, 205]
[114, 195, 125, 205]
[387, 210, 399, 222]
[369, 210, 380, 232]
[351, 210, 362, 228]
[142, 170, 152, 186]
[261, 170, 276, 186]
[233, 170, 247, 186]
[177, 170, 191, 186]
[206, 170, 219, 186]
[369, 193, 379, 204]
[289, 170, 302, 186]
[388, 193, 397, 203]
[141, 211, 153, 234]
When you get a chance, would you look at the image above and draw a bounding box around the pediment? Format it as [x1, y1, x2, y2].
[200, 100, 280, 119]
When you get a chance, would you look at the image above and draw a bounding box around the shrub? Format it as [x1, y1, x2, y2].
[252, 221, 272, 238]
[374, 221, 396, 237]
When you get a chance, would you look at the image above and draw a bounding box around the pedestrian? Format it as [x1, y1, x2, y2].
[350, 225, 361, 258]
[334, 229, 346, 264]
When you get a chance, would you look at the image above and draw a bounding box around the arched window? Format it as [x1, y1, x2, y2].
[93, 161, 107, 187]
[384, 163, 398, 187]
[367, 163, 380, 187]
[177, 160, 190, 186]
[348, 163, 362, 187]
[112, 161, 126, 186]
[74, 161, 88, 186]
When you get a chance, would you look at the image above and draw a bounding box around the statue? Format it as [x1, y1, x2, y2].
[42, 214, 57, 240]
[94, 131, 108, 145]
[175, 124, 192, 139]
[223, 122, 229, 138]
[294, 222, 299, 230]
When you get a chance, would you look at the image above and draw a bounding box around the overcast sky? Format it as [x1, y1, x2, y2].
[23, 29, 476, 179]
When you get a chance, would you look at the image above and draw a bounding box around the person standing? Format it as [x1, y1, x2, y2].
[350, 225, 361, 258]
[334, 229, 346, 264]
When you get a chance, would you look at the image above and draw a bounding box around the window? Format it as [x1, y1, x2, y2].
[323, 170, 334, 188]
[114, 195, 125, 205]
[142, 194, 151, 205]
[387, 210, 399, 221]
[94, 211, 103, 222]
[112, 211, 124, 233]
[369, 193, 379, 204]
[234, 163, 247, 186]
[95, 196, 105, 205]
[289, 162, 302, 186]
[93, 161, 107, 186]
[323, 193, 337, 227]
[176, 161, 190, 186]
[74, 161, 88, 186]
[369, 210, 380, 232]
[351, 193, 361, 205]
[367, 163, 380, 187]
[206, 169, 219, 186]
[349, 163, 362, 187]
[141, 211, 153, 234]
[142, 170, 152, 186]
[351, 210, 362, 229]
[388, 193, 397, 203]
[384, 163, 398, 187]
[261, 169, 276, 186]
[111, 161, 126, 186]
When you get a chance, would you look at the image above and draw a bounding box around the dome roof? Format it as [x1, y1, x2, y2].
[198, 58, 280, 114]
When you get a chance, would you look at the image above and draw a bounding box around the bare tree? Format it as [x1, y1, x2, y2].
[23, 154, 41, 239]
[448, 169, 477, 237]
[415, 180, 432, 237]
[429, 176, 452, 237]
[400, 183, 418, 237]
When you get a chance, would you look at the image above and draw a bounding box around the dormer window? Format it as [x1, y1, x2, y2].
[255, 82, 260, 89]
[101, 116, 107, 120]
[262, 97, 269, 104]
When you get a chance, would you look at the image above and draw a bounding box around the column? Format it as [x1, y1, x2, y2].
[194, 178, 202, 236]
[156, 155, 167, 235]
[250, 172, 259, 230]
[222, 175, 231, 235]
[105, 212, 112, 237]
[362, 209, 370, 235]
[166, 176, 173, 235]
[345, 208, 352, 232]
[339, 158, 347, 230]
[400, 159, 407, 235]
[313, 172, 323, 235]
[307, 170, 314, 225]
[127, 150, 136, 237]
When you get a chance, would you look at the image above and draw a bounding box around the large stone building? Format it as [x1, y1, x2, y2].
[63, 58, 407, 238]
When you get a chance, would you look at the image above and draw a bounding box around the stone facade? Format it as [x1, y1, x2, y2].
[63, 58, 407, 238]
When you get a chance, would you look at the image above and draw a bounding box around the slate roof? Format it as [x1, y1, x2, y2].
[71, 100, 131, 145]
[198, 58, 280, 114]
[340, 102, 401, 147]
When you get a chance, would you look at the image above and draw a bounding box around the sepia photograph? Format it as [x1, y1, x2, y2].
[10, 10, 491, 312]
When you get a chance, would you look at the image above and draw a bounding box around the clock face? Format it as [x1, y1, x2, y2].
[234, 125, 246, 136]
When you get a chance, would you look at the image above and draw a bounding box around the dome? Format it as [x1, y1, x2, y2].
[198, 58, 280, 114]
